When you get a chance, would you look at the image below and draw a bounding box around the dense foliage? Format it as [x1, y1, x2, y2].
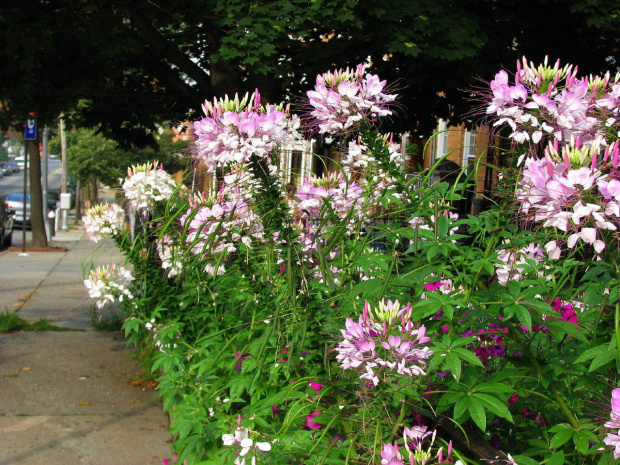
[1, 1, 618, 144]
[84, 60, 620, 465]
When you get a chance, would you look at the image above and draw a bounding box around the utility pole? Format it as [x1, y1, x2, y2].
[59, 114, 68, 230]
[41, 126, 50, 241]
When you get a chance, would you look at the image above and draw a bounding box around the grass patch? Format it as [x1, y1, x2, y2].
[0, 312, 81, 333]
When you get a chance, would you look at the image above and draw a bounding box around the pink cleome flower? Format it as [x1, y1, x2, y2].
[306, 64, 397, 136]
[334, 300, 432, 386]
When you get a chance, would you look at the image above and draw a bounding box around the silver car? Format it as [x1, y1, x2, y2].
[4, 193, 30, 225]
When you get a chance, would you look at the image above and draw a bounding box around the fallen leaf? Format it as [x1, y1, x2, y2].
[21, 367, 31, 371]
[77, 401, 93, 406]
[126, 400, 144, 403]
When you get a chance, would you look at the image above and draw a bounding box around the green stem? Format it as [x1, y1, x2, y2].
[388, 400, 407, 442]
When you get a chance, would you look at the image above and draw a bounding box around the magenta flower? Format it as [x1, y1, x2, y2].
[304, 410, 323, 430]
[309, 381, 323, 393]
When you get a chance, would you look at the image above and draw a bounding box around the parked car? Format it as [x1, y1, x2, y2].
[0, 162, 12, 176]
[0, 200, 14, 247]
[4, 192, 30, 225]
[8, 161, 19, 173]
[13, 156, 27, 170]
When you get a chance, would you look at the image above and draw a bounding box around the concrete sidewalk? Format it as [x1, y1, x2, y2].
[0, 224, 173, 464]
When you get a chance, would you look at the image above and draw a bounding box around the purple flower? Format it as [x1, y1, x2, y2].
[272, 404, 285, 419]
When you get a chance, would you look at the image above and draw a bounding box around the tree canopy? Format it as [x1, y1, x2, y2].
[1, 0, 618, 145]
[48, 128, 189, 188]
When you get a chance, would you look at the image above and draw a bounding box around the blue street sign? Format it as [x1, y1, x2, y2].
[25, 117, 37, 140]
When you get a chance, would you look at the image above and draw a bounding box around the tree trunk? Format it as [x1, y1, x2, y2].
[27, 138, 48, 248]
[88, 176, 99, 205]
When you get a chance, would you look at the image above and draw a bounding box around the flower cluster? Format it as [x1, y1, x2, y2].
[295, 173, 364, 222]
[494, 243, 546, 286]
[181, 197, 264, 271]
[82, 202, 125, 243]
[122, 161, 176, 212]
[193, 90, 299, 173]
[221, 418, 272, 465]
[381, 425, 457, 465]
[156, 235, 183, 278]
[515, 141, 620, 255]
[604, 388, 620, 460]
[334, 300, 433, 386]
[306, 63, 397, 136]
[341, 137, 404, 175]
[83, 264, 134, 309]
[485, 56, 620, 147]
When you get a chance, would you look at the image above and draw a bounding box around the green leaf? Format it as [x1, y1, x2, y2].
[453, 395, 471, 420]
[512, 456, 543, 465]
[547, 451, 565, 465]
[453, 347, 484, 367]
[444, 354, 462, 381]
[589, 349, 617, 372]
[411, 298, 443, 320]
[545, 320, 588, 343]
[573, 429, 599, 454]
[515, 304, 532, 331]
[550, 427, 574, 449]
[574, 344, 611, 364]
[473, 393, 513, 422]
[507, 280, 521, 297]
[468, 398, 486, 431]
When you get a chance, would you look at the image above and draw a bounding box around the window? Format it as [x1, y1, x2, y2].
[463, 129, 478, 167]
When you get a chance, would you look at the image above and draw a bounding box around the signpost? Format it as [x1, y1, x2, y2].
[21, 116, 36, 253]
[25, 116, 37, 140]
